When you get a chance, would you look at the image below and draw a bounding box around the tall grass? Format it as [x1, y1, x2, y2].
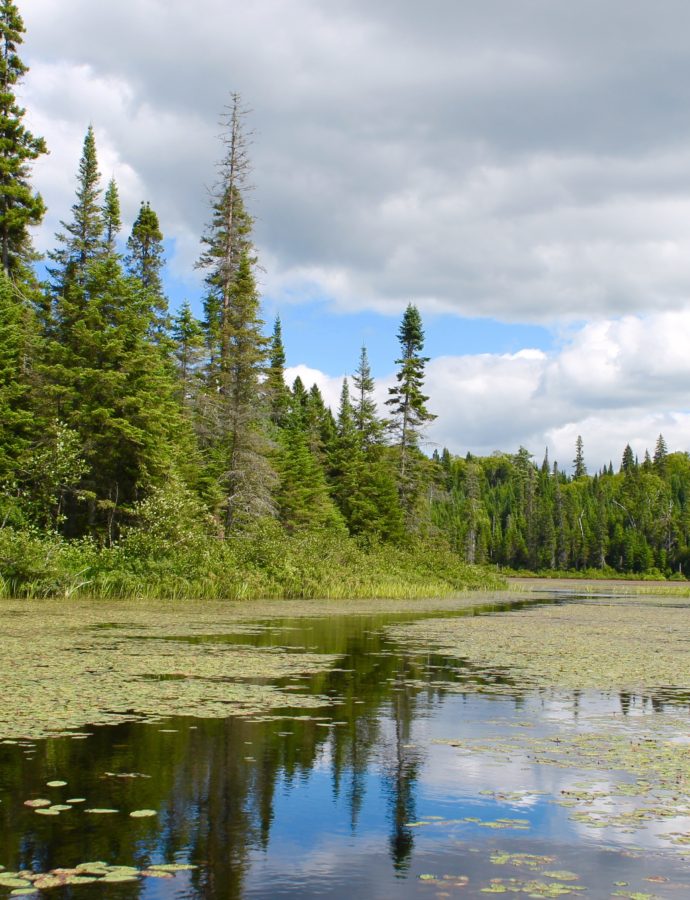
[0, 523, 504, 601]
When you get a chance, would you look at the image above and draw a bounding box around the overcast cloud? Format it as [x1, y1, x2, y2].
[18, 0, 690, 466]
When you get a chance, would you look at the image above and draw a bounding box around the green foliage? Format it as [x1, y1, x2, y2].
[432, 446, 690, 578]
[0, 0, 47, 279]
[386, 304, 436, 519]
[49, 125, 103, 287]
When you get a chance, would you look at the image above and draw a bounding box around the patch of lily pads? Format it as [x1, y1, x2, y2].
[0, 600, 343, 741]
[0, 861, 197, 894]
[387, 601, 690, 694]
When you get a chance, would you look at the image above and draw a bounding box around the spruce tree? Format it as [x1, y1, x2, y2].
[49, 125, 103, 288]
[196, 97, 275, 532]
[0, 1, 47, 279]
[125, 200, 168, 338]
[573, 435, 587, 477]
[386, 303, 436, 514]
[102, 177, 121, 256]
[653, 434, 668, 474]
[0, 271, 39, 486]
[171, 300, 205, 403]
[126, 201, 164, 291]
[620, 444, 635, 475]
[266, 316, 290, 426]
[352, 345, 383, 447]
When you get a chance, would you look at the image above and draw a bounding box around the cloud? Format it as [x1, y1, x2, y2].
[18, 0, 690, 322]
[293, 310, 690, 471]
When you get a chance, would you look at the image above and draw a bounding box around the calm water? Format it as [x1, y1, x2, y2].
[1, 595, 689, 898]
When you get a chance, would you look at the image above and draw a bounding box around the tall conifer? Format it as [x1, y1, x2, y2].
[196, 97, 276, 531]
[49, 125, 103, 288]
[0, 1, 47, 279]
[386, 304, 435, 514]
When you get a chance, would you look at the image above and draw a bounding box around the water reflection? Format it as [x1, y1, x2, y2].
[0, 601, 688, 898]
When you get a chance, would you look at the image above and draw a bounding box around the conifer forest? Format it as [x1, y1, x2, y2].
[1, 1, 689, 599]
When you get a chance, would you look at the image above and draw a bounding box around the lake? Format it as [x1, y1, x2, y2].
[0, 584, 688, 898]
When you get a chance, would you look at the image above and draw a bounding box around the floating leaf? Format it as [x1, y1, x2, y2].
[129, 809, 157, 818]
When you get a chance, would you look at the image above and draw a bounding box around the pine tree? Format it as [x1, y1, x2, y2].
[386, 304, 436, 514]
[49, 125, 103, 288]
[0, 1, 47, 279]
[102, 177, 121, 256]
[196, 97, 275, 532]
[573, 435, 587, 477]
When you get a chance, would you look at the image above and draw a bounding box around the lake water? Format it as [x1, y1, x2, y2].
[0, 590, 689, 898]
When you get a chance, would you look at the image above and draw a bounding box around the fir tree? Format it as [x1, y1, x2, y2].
[0, 272, 39, 485]
[0, 1, 47, 279]
[44, 256, 194, 539]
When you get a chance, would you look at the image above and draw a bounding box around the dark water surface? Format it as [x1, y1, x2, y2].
[1, 595, 689, 898]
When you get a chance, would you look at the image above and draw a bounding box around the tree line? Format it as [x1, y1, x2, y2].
[432, 436, 690, 577]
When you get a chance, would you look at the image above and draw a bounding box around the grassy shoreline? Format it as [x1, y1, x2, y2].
[0, 524, 505, 601]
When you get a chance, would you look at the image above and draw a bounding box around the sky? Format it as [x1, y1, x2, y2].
[17, 0, 690, 471]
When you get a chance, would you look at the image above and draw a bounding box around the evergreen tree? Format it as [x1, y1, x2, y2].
[0, 1, 47, 279]
[620, 443, 635, 475]
[126, 202, 164, 290]
[102, 177, 121, 256]
[573, 435, 587, 477]
[352, 345, 383, 447]
[44, 256, 194, 539]
[386, 304, 436, 514]
[0, 271, 39, 485]
[196, 97, 275, 532]
[49, 125, 103, 288]
[125, 200, 168, 341]
[266, 316, 289, 426]
[653, 433, 668, 474]
[171, 300, 205, 402]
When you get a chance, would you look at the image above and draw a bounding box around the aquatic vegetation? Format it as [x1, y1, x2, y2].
[0, 862, 197, 893]
[0, 593, 521, 741]
[388, 601, 690, 692]
[436, 710, 690, 846]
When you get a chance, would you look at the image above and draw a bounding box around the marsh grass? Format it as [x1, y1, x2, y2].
[0, 523, 504, 601]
